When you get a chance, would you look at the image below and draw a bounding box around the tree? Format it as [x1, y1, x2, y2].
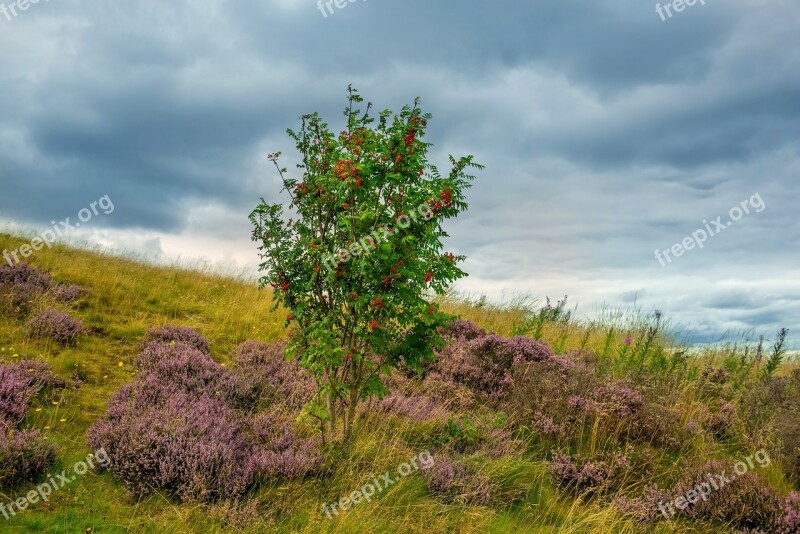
[250, 86, 482, 442]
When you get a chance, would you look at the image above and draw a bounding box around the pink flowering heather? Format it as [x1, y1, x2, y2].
[424, 455, 492, 505]
[0, 360, 65, 427]
[143, 324, 211, 355]
[435, 333, 553, 399]
[49, 283, 85, 303]
[136, 341, 256, 408]
[613, 483, 672, 524]
[776, 492, 800, 534]
[88, 377, 255, 502]
[425, 455, 467, 495]
[229, 341, 315, 410]
[531, 411, 563, 437]
[249, 413, 322, 479]
[0, 428, 58, 487]
[670, 459, 782, 531]
[0, 263, 53, 316]
[0, 360, 62, 488]
[548, 448, 633, 495]
[26, 309, 85, 345]
[442, 319, 486, 341]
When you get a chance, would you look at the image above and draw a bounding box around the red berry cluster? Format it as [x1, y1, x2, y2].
[335, 160, 359, 181]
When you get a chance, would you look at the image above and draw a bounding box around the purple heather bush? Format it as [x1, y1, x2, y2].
[49, 283, 85, 303]
[0, 428, 58, 488]
[424, 455, 491, 505]
[229, 341, 315, 410]
[143, 324, 211, 355]
[776, 492, 800, 534]
[249, 413, 321, 479]
[0, 360, 62, 489]
[442, 319, 486, 342]
[0, 263, 53, 316]
[88, 377, 254, 502]
[0, 360, 65, 427]
[136, 341, 256, 408]
[669, 459, 782, 531]
[613, 483, 672, 524]
[26, 309, 85, 345]
[434, 333, 553, 399]
[548, 448, 633, 495]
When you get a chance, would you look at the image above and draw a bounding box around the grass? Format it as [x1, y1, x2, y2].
[0, 231, 796, 533]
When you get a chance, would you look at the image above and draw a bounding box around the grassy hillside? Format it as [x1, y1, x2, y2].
[0, 232, 797, 533]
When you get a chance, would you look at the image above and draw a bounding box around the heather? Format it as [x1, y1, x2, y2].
[0, 360, 63, 488]
[0, 263, 86, 316]
[89, 327, 320, 503]
[26, 309, 85, 346]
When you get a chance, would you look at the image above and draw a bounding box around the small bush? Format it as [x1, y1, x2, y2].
[249, 413, 322, 479]
[0, 360, 65, 427]
[0, 429, 58, 488]
[424, 454, 492, 505]
[26, 309, 85, 345]
[88, 378, 254, 502]
[230, 341, 315, 410]
[670, 459, 783, 531]
[442, 319, 486, 342]
[435, 333, 553, 399]
[50, 284, 85, 303]
[0, 263, 53, 316]
[136, 341, 256, 408]
[143, 324, 211, 355]
[776, 491, 800, 534]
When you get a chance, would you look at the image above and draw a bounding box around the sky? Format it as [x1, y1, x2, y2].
[0, 0, 798, 347]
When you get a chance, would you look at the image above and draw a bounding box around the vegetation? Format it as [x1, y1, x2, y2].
[0, 231, 798, 533]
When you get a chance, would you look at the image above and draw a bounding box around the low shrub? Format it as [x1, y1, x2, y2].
[143, 324, 211, 355]
[0, 360, 65, 427]
[0, 264, 53, 316]
[249, 413, 322, 479]
[434, 332, 553, 399]
[776, 491, 800, 534]
[548, 448, 632, 495]
[669, 459, 783, 531]
[229, 341, 315, 411]
[88, 378, 254, 502]
[50, 284, 84, 303]
[424, 454, 492, 505]
[136, 341, 256, 408]
[0, 429, 58, 488]
[26, 309, 85, 345]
